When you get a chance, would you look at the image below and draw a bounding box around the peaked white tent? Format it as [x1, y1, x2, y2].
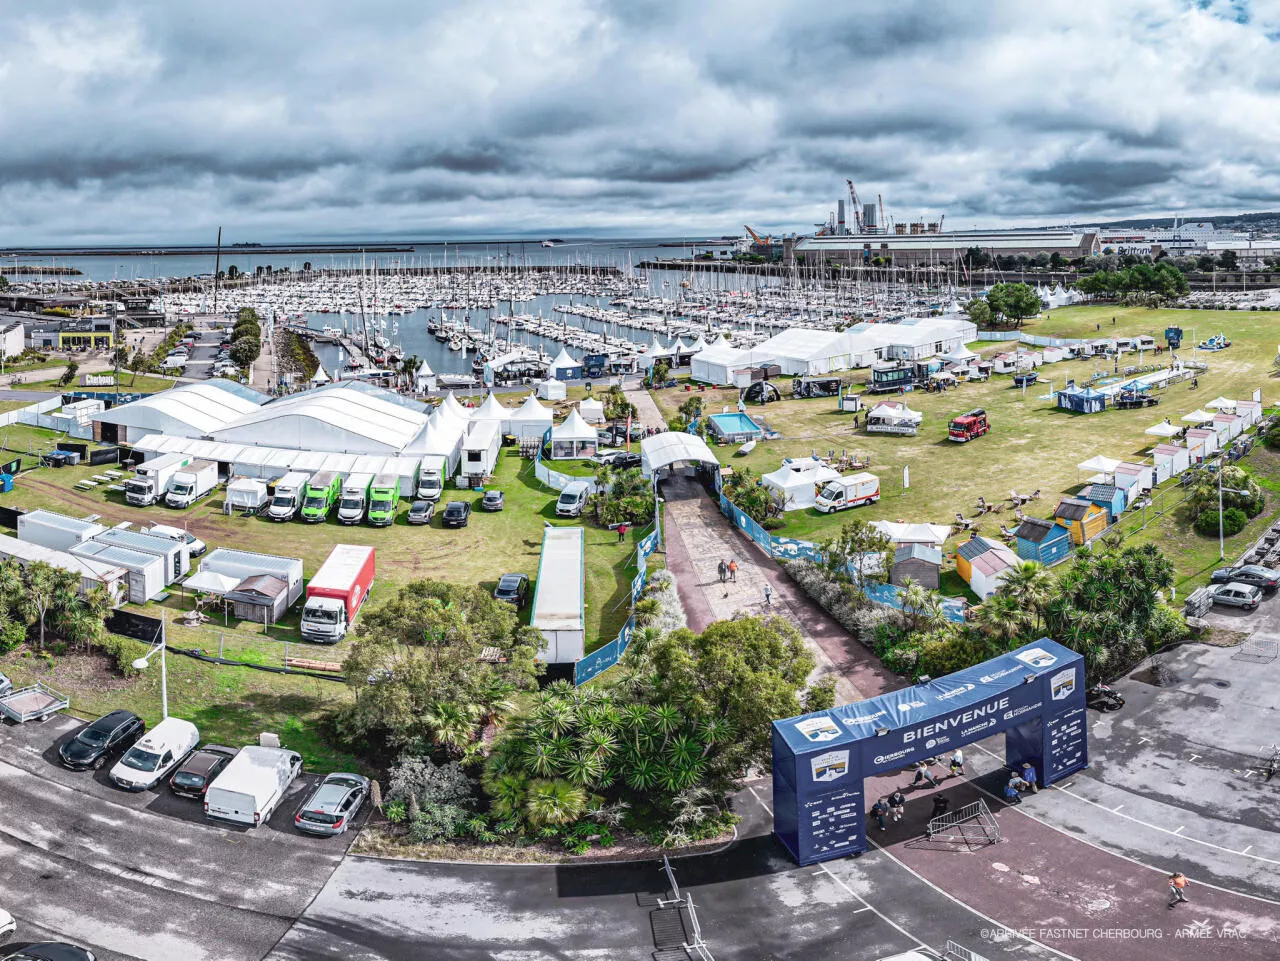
[941, 345, 978, 365]
[869, 521, 952, 549]
[1205, 396, 1236, 412]
[549, 348, 582, 381]
[761, 459, 841, 511]
[1182, 409, 1215, 424]
[441, 392, 470, 420]
[471, 392, 511, 432]
[550, 408, 597, 459]
[578, 398, 605, 424]
[509, 395, 554, 439]
[310, 366, 330, 385]
[1145, 421, 1181, 437]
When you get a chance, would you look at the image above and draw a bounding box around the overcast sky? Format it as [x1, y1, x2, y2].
[2, 0, 1279, 244]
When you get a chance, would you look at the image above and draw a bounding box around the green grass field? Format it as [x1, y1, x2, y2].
[653, 304, 1280, 586]
[18, 372, 181, 394]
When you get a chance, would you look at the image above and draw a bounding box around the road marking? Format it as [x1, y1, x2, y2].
[1188, 753, 1202, 762]
[815, 861, 930, 951]
[1241, 846, 1253, 854]
[1112, 804, 1125, 812]
[1173, 826, 1186, 835]
[747, 785, 772, 816]
[1138, 737, 1151, 744]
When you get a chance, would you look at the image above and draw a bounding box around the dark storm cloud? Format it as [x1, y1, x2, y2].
[0, 0, 1278, 242]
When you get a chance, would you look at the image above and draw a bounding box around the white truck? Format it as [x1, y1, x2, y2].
[204, 743, 303, 827]
[124, 453, 192, 507]
[336, 473, 374, 525]
[416, 455, 447, 502]
[267, 471, 310, 522]
[814, 472, 881, 513]
[165, 460, 218, 509]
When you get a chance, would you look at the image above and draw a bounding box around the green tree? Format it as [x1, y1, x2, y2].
[1188, 465, 1264, 519]
[649, 361, 670, 386]
[995, 560, 1054, 632]
[962, 298, 993, 328]
[58, 360, 79, 387]
[226, 265, 241, 280]
[986, 282, 1042, 327]
[229, 337, 260, 368]
[721, 465, 774, 524]
[1218, 249, 1239, 271]
[819, 516, 892, 588]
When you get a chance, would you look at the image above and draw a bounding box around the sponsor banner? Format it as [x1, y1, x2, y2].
[638, 529, 661, 562]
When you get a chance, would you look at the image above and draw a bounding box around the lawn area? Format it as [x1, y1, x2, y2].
[652, 304, 1280, 586]
[19, 372, 182, 393]
[0, 400, 29, 415]
[0, 443, 647, 649]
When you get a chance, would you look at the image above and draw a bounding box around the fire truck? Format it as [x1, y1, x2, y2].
[947, 408, 989, 442]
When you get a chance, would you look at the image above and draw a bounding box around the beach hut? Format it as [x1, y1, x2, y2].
[549, 409, 597, 460]
[761, 459, 841, 512]
[549, 348, 583, 381]
[955, 535, 1019, 600]
[508, 394, 554, 440]
[1014, 517, 1073, 567]
[1079, 483, 1126, 522]
[1054, 498, 1109, 545]
[1153, 443, 1189, 484]
[1237, 399, 1262, 428]
[1113, 462, 1150, 499]
[890, 543, 942, 590]
[1057, 383, 1107, 414]
[1185, 427, 1218, 463]
[1041, 345, 1068, 364]
[1213, 412, 1242, 441]
[578, 398, 606, 425]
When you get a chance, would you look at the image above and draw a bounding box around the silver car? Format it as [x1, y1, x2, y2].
[1210, 581, 1262, 611]
[294, 773, 370, 836]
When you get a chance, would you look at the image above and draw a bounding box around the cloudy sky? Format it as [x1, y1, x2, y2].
[2, 0, 1279, 244]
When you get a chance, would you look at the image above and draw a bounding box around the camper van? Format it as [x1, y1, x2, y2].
[556, 481, 592, 518]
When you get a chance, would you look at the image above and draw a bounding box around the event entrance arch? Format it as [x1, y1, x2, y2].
[772, 638, 1088, 866]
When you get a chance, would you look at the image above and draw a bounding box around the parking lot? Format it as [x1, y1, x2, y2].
[0, 713, 362, 960]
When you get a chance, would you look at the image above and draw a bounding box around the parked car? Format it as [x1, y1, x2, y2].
[493, 573, 529, 608]
[1209, 564, 1280, 591]
[169, 744, 238, 799]
[442, 501, 471, 528]
[603, 451, 641, 469]
[556, 481, 591, 518]
[59, 710, 145, 771]
[109, 717, 200, 791]
[145, 523, 207, 557]
[294, 772, 371, 836]
[480, 490, 505, 512]
[406, 500, 435, 525]
[0, 907, 14, 938]
[1, 944, 96, 961]
[1209, 582, 1262, 611]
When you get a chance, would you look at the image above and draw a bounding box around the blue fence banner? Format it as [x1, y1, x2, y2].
[574, 615, 637, 686]
[638, 528, 661, 562]
[770, 536, 824, 563]
[771, 638, 1087, 865]
[631, 569, 648, 603]
[863, 582, 968, 624]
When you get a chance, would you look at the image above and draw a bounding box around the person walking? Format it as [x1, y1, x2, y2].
[728, 559, 738, 582]
[911, 760, 938, 788]
[763, 583, 773, 607]
[717, 559, 728, 584]
[930, 794, 950, 819]
[949, 749, 965, 778]
[1020, 762, 1039, 793]
[869, 798, 888, 832]
[888, 790, 906, 822]
[617, 522, 628, 543]
[1168, 872, 1190, 907]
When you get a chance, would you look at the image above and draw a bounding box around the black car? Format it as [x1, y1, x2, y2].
[442, 501, 471, 528]
[494, 573, 529, 607]
[169, 744, 238, 799]
[59, 710, 145, 771]
[406, 500, 435, 525]
[2, 944, 96, 961]
[604, 451, 641, 470]
[1209, 564, 1280, 591]
[480, 490, 505, 512]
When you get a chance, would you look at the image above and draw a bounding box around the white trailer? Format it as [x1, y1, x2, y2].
[530, 526, 585, 663]
[126, 452, 192, 506]
[69, 541, 165, 603]
[17, 509, 106, 552]
[165, 460, 218, 509]
[92, 528, 191, 582]
[814, 472, 881, 513]
[204, 744, 303, 827]
[458, 422, 500, 486]
[266, 471, 310, 521]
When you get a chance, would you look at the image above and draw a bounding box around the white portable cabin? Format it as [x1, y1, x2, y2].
[17, 509, 107, 552]
[458, 421, 501, 485]
[199, 548, 305, 607]
[0, 532, 128, 606]
[1040, 345, 1069, 364]
[1185, 428, 1218, 463]
[761, 459, 842, 511]
[1213, 413, 1242, 441]
[68, 541, 165, 603]
[530, 527, 585, 663]
[93, 528, 190, 583]
[225, 476, 269, 513]
[1152, 443, 1189, 484]
[1236, 399, 1262, 428]
[1111, 462, 1147, 502]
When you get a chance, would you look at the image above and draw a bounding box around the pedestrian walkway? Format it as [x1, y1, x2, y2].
[660, 474, 897, 704]
[623, 381, 667, 429]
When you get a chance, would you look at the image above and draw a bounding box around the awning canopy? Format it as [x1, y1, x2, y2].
[1145, 422, 1181, 437]
[1182, 409, 1215, 423]
[1077, 455, 1121, 473]
[185, 570, 241, 595]
[640, 432, 720, 478]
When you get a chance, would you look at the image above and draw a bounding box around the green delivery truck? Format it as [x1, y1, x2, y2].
[300, 471, 342, 523]
[366, 473, 400, 527]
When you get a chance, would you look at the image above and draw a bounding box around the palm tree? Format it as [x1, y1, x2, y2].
[423, 701, 480, 756]
[523, 778, 586, 828]
[998, 561, 1054, 631]
[898, 579, 930, 634]
[976, 593, 1027, 642]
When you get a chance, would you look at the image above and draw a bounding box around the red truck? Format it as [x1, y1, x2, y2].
[300, 545, 375, 643]
[948, 408, 990, 442]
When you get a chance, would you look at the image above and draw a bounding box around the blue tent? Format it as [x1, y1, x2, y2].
[1056, 383, 1107, 414]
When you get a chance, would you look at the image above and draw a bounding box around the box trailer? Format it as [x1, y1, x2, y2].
[165, 460, 218, 509]
[198, 548, 304, 607]
[300, 545, 375, 644]
[530, 527, 585, 663]
[336, 473, 374, 526]
[814, 472, 881, 513]
[69, 542, 165, 603]
[126, 452, 193, 506]
[92, 528, 190, 583]
[204, 744, 303, 827]
[266, 471, 310, 521]
[366, 473, 399, 526]
[17, 509, 106, 552]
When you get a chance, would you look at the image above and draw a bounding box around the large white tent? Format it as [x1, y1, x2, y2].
[761, 459, 841, 511]
[690, 341, 746, 385]
[93, 381, 267, 444]
[549, 348, 582, 381]
[639, 432, 719, 478]
[550, 409, 597, 459]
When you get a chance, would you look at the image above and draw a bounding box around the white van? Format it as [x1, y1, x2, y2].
[109, 717, 200, 791]
[556, 481, 591, 518]
[204, 744, 303, 827]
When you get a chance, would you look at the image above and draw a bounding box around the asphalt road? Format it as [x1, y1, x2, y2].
[0, 714, 361, 961]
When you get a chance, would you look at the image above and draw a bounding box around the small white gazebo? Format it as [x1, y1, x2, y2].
[1205, 396, 1237, 412]
[578, 397, 605, 424]
[1144, 421, 1181, 437]
[550, 409, 598, 459]
[536, 378, 567, 401]
[1181, 409, 1215, 424]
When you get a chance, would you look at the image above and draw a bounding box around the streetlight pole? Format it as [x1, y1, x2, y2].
[132, 613, 168, 719]
[1219, 463, 1251, 562]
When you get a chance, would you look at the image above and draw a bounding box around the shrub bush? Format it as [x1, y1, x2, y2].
[1194, 507, 1248, 537]
[408, 803, 470, 842]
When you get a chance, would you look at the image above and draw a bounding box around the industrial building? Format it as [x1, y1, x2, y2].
[794, 228, 1100, 267]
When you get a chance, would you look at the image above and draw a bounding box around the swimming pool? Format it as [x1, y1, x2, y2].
[708, 412, 765, 442]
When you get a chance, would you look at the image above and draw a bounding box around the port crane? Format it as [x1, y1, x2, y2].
[744, 225, 773, 246]
[845, 180, 864, 232]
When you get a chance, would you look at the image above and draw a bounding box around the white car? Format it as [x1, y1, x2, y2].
[144, 524, 207, 558]
[0, 907, 14, 938]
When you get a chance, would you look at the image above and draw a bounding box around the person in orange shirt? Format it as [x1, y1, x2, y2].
[1168, 872, 1190, 907]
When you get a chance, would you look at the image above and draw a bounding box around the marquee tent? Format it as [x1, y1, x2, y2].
[691, 342, 746, 385]
[865, 401, 923, 435]
[1077, 455, 1121, 475]
[1182, 409, 1215, 423]
[868, 521, 951, 548]
[762, 459, 842, 511]
[508, 395, 553, 439]
[471, 392, 511, 433]
[578, 398, 605, 424]
[536, 378, 567, 400]
[1145, 421, 1180, 437]
[1206, 396, 1236, 411]
[549, 348, 583, 381]
[550, 409, 597, 459]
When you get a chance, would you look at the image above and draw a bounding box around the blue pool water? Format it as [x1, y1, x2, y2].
[708, 412, 763, 434]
